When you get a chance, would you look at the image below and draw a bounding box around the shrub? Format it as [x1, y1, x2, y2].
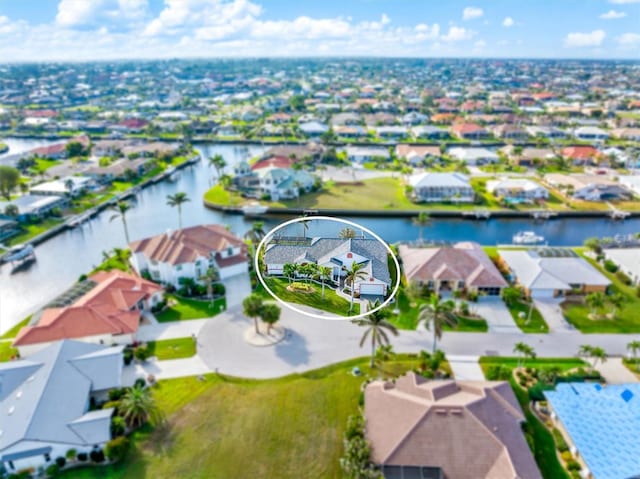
[105, 436, 130, 462]
[108, 388, 126, 401]
[485, 365, 511, 381]
[567, 460, 581, 471]
[528, 382, 553, 402]
[45, 464, 59, 477]
[65, 449, 77, 461]
[54, 457, 65, 468]
[102, 400, 120, 411]
[134, 377, 147, 389]
[111, 415, 126, 437]
[123, 348, 134, 366]
[134, 346, 150, 362]
[552, 428, 569, 452]
[89, 449, 105, 463]
[76, 453, 88, 462]
[603, 259, 618, 273]
[561, 450, 573, 462]
[616, 270, 632, 285]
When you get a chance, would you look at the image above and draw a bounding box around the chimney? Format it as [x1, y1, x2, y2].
[166, 228, 173, 239]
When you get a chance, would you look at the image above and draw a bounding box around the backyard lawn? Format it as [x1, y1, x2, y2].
[258, 277, 359, 316]
[146, 338, 196, 360]
[507, 300, 549, 333]
[59, 357, 425, 479]
[155, 295, 226, 322]
[0, 341, 18, 361]
[5, 218, 64, 246]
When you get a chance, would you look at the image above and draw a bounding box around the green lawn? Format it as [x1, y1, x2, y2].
[58, 357, 422, 479]
[146, 338, 196, 360]
[258, 277, 359, 316]
[5, 218, 64, 246]
[0, 341, 18, 361]
[507, 300, 549, 333]
[155, 295, 226, 322]
[1, 316, 31, 339]
[203, 184, 245, 206]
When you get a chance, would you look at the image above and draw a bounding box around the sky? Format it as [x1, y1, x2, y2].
[0, 0, 638, 61]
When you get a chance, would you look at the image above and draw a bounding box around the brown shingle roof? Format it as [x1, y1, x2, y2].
[365, 372, 542, 479]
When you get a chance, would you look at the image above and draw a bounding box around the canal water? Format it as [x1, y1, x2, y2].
[1, 141, 639, 333]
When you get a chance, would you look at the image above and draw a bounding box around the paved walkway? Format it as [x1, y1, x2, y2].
[473, 298, 521, 334]
[533, 298, 575, 333]
[594, 358, 638, 384]
[447, 355, 485, 380]
[122, 356, 210, 385]
[136, 319, 209, 342]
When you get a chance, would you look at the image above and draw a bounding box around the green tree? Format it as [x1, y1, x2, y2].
[64, 178, 75, 195]
[316, 265, 333, 299]
[578, 344, 607, 369]
[244, 221, 266, 251]
[609, 293, 626, 317]
[243, 293, 264, 334]
[65, 141, 85, 157]
[199, 267, 219, 305]
[209, 153, 227, 179]
[585, 292, 605, 318]
[288, 95, 306, 111]
[166, 191, 190, 229]
[283, 262, 298, 283]
[339, 227, 357, 239]
[119, 385, 163, 428]
[583, 237, 602, 254]
[0, 165, 20, 200]
[513, 342, 536, 368]
[343, 261, 367, 312]
[259, 303, 281, 333]
[412, 212, 431, 243]
[418, 295, 457, 353]
[3, 204, 19, 217]
[109, 201, 132, 244]
[501, 286, 522, 307]
[354, 299, 399, 367]
[104, 436, 130, 462]
[298, 262, 317, 283]
[627, 340, 640, 370]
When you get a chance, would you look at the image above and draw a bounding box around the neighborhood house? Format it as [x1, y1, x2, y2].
[408, 172, 475, 203]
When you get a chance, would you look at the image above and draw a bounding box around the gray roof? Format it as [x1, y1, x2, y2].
[0, 340, 122, 455]
[409, 172, 471, 189]
[265, 237, 391, 284]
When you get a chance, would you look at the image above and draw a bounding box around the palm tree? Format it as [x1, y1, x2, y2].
[244, 221, 266, 252]
[609, 293, 625, 318]
[412, 212, 431, 243]
[166, 192, 190, 229]
[283, 262, 298, 284]
[209, 154, 227, 179]
[339, 227, 357, 239]
[299, 216, 311, 238]
[585, 292, 605, 318]
[293, 180, 302, 205]
[627, 340, 640, 370]
[3, 204, 18, 218]
[513, 342, 536, 368]
[259, 303, 281, 334]
[343, 262, 367, 312]
[109, 201, 132, 244]
[243, 293, 264, 334]
[199, 268, 219, 305]
[298, 263, 316, 283]
[354, 300, 399, 367]
[119, 385, 163, 428]
[578, 344, 607, 369]
[316, 265, 333, 299]
[418, 295, 457, 354]
[64, 178, 75, 196]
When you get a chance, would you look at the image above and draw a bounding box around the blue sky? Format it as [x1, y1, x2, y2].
[0, 0, 638, 61]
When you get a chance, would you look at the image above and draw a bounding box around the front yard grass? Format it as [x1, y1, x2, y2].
[5, 218, 64, 246]
[155, 295, 226, 322]
[146, 338, 196, 360]
[0, 341, 19, 361]
[507, 300, 549, 333]
[258, 277, 359, 316]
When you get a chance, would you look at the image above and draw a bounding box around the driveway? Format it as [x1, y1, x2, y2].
[594, 358, 638, 384]
[137, 319, 208, 342]
[447, 355, 485, 380]
[317, 165, 396, 183]
[533, 298, 575, 333]
[223, 273, 252, 308]
[473, 297, 520, 334]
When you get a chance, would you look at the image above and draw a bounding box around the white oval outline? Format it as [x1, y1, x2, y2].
[254, 216, 401, 321]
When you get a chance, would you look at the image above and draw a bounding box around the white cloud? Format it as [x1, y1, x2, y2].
[441, 26, 474, 42]
[381, 13, 391, 25]
[474, 39, 486, 48]
[502, 16, 514, 27]
[617, 32, 640, 44]
[462, 7, 483, 20]
[564, 30, 606, 47]
[56, 0, 104, 26]
[609, 0, 640, 3]
[251, 16, 351, 39]
[600, 9, 627, 19]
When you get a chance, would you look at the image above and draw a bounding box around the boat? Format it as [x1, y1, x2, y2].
[165, 166, 179, 182]
[2, 244, 36, 264]
[512, 231, 545, 245]
[241, 201, 269, 216]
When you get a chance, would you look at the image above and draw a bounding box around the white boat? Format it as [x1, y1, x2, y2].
[512, 231, 545, 245]
[3, 244, 35, 263]
[241, 202, 269, 216]
[165, 166, 179, 181]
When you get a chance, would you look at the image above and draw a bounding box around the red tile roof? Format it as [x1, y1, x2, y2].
[251, 155, 295, 171]
[561, 146, 600, 159]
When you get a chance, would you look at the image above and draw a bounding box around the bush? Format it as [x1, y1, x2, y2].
[616, 270, 632, 285]
[102, 400, 120, 411]
[54, 457, 65, 468]
[603, 259, 619, 273]
[108, 388, 126, 401]
[567, 460, 581, 471]
[528, 382, 554, 402]
[105, 436, 130, 462]
[212, 283, 225, 295]
[123, 348, 134, 366]
[65, 449, 77, 461]
[76, 453, 88, 462]
[111, 416, 126, 437]
[134, 346, 150, 362]
[134, 377, 147, 389]
[45, 464, 59, 477]
[552, 428, 569, 452]
[89, 449, 105, 463]
[561, 450, 573, 462]
[485, 365, 511, 381]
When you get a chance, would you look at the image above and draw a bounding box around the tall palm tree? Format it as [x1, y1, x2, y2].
[339, 227, 357, 239]
[609, 293, 625, 318]
[209, 154, 227, 179]
[513, 342, 536, 368]
[343, 262, 367, 312]
[412, 212, 431, 243]
[354, 300, 399, 367]
[283, 262, 298, 283]
[316, 265, 333, 299]
[166, 192, 190, 229]
[244, 221, 266, 249]
[109, 201, 132, 244]
[299, 216, 311, 238]
[418, 295, 457, 354]
[585, 292, 605, 318]
[627, 340, 640, 370]
[259, 303, 281, 334]
[120, 385, 163, 428]
[64, 178, 75, 196]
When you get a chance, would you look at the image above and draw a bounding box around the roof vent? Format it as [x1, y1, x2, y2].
[346, 252, 353, 258]
[8, 406, 15, 415]
[16, 390, 22, 399]
[621, 389, 634, 403]
[435, 408, 448, 415]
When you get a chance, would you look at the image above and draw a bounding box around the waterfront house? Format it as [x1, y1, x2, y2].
[13, 270, 163, 356]
[398, 242, 507, 296]
[0, 218, 19, 242]
[0, 195, 67, 222]
[264, 237, 391, 297]
[574, 126, 610, 142]
[618, 176, 640, 197]
[0, 341, 123, 474]
[345, 146, 390, 164]
[492, 124, 529, 140]
[408, 172, 475, 203]
[525, 125, 568, 139]
[394, 145, 441, 166]
[450, 123, 491, 140]
[544, 173, 632, 201]
[486, 179, 549, 203]
[498, 248, 610, 299]
[365, 372, 542, 479]
[411, 125, 450, 140]
[560, 146, 602, 165]
[298, 121, 329, 137]
[334, 125, 368, 139]
[30, 176, 93, 197]
[501, 146, 556, 167]
[129, 224, 248, 286]
[28, 143, 67, 160]
[447, 147, 499, 165]
[602, 248, 640, 285]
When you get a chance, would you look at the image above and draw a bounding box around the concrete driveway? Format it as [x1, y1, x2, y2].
[594, 358, 638, 384]
[447, 355, 485, 380]
[533, 298, 575, 333]
[223, 273, 252, 308]
[473, 297, 520, 334]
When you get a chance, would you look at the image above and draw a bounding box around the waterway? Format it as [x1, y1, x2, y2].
[1, 141, 639, 333]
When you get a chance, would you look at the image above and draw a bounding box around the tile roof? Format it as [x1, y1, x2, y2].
[365, 372, 541, 479]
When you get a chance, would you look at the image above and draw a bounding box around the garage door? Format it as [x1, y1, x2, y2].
[531, 289, 555, 299]
[360, 284, 385, 295]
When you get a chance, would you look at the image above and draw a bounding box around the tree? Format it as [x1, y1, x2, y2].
[64, 178, 75, 195]
[298, 262, 317, 283]
[259, 303, 281, 334]
[65, 141, 85, 157]
[501, 286, 522, 307]
[0, 165, 20, 200]
[288, 95, 306, 111]
[199, 267, 219, 305]
[119, 385, 162, 428]
[578, 344, 607, 369]
[166, 192, 190, 229]
[513, 342, 536, 368]
[4, 204, 18, 217]
[339, 227, 357, 239]
[412, 212, 431, 243]
[627, 340, 640, 370]
[178, 276, 197, 296]
[209, 154, 227, 179]
[316, 265, 333, 299]
[343, 261, 367, 312]
[299, 216, 311, 238]
[585, 292, 605, 318]
[109, 201, 132, 244]
[583, 237, 602, 254]
[609, 293, 625, 317]
[354, 300, 399, 367]
[243, 293, 264, 334]
[105, 436, 130, 462]
[244, 221, 266, 250]
[282, 262, 298, 283]
[418, 295, 457, 354]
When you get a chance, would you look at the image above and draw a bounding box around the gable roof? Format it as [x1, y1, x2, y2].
[408, 172, 471, 189]
[365, 372, 541, 479]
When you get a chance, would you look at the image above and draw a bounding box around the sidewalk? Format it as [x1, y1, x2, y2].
[447, 355, 485, 380]
[122, 356, 211, 385]
[594, 357, 638, 384]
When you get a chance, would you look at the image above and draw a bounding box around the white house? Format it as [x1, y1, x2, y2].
[345, 146, 390, 164]
[30, 176, 93, 197]
[129, 225, 249, 286]
[448, 147, 499, 166]
[0, 341, 123, 474]
[603, 248, 640, 285]
[486, 179, 549, 202]
[574, 126, 610, 142]
[618, 176, 640, 197]
[408, 172, 475, 203]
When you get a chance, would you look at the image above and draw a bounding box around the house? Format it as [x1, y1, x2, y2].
[365, 372, 542, 479]
[493, 124, 529, 140]
[560, 146, 602, 165]
[574, 126, 609, 142]
[603, 248, 640, 284]
[264, 237, 391, 296]
[334, 125, 368, 138]
[12, 270, 163, 356]
[298, 121, 329, 137]
[250, 162, 316, 200]
[408, 172, 474, 203]
[394, 145, 441, 166]
[545, 383, 640, 479]
[544, 173, 631, 201]
[0, 195, 67, 222]
[30, 176, 93, 197]
[112, 118, 149, 133]
[618, 176, 640, 197]
[345, 146, 390, 164]
[129, 225, 248, 286]
[411, 125, 450, 140]
[28, 143, 67, 160]
[498, 248, 611, 299]
[401, 112, 428, 125]
[0, 218, 19, 242]
[486, 179, 549, 203]
[450, 122, 490, 140]
[525, 125, 568, 139]
[502, 146, 556, 167]
[398, 242, 507, 296]
[448, 147, 499, 165]
[612, 127, 640, 141]
[0, 341, 123, 474]
[573, 183, 633, 201]
[375, 126, 408, 140]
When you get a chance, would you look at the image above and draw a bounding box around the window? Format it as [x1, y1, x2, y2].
[227, 247, 234, 256]
[176, 265, 182, 271]
[44, 453, 50, 462]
